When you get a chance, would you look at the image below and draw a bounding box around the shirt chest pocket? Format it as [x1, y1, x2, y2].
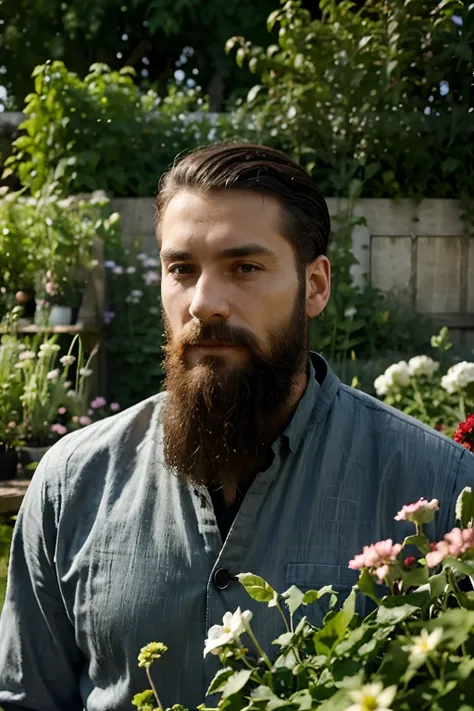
[285, 563, 365, 629]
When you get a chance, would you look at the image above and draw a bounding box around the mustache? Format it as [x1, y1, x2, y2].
[177, 321, 261, 351]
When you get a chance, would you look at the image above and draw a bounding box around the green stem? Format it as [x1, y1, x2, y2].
[246, 624, 272, 671]
[425, 657, 437, 680]
[146, 667, 163, 711]
[275, 600, 290, 633]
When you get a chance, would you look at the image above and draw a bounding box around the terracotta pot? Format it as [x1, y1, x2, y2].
[0, 448, 18, 482]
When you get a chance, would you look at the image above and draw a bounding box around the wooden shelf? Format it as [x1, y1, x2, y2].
[0, 323, 101, 335]
[0, 479, 29, 515]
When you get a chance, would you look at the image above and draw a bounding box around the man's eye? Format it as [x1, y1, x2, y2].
[169, 264, 194, 276]
[236, 263, 261, 274]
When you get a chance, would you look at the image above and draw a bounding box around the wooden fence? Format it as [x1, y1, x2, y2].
[112, 197, 473, 349]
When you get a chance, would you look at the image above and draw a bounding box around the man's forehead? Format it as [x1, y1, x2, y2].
[159, 188, 286, 254]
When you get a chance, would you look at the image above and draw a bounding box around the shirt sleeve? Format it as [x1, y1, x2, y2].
[0, 447, 84, 711]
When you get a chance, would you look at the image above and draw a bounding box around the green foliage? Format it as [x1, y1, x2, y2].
[135, 488, 474, 711]
[222, 0, 474, 201]
[104, 248, 165, 408]
[373, 330, 474, 433]
[0, 0, 277, 111]
[0, 332, 102, 447]
[3, 61, 211, 197]
[0, 189, 120, 313]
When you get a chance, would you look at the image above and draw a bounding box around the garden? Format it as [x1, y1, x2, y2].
[1, 0, 474, 706]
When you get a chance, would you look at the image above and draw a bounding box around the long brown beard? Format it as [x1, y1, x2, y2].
[162, 287, 307, 488]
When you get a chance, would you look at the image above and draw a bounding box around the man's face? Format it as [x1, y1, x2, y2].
[160, 188, 302, 371]
[159, 188, 311, 487]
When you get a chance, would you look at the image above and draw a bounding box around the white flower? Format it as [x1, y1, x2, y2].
[408, 355, 439, 378]
[19, 350, 36, 361]
[46, 368, 60, 381]
[203, 608, 253, 657]
[374, 374, 389, 397]
[402, 628, 443, 662]
[63, 380, 72, 390]
[143, 257, 159, 268]
[60, 355, 76, 366]
[143, 270, 160, 286]
[346, 682, 396, 711]
[79, 368, 93, 377]
[113, 266, 124, 275]
[39, 343, 60, 353]
[137, 253, 149, 262]
[441, 361, 474, 394]
[126, 266, 136, 274]
[344, 307, 357, 319]
[375, 361, 410, 396]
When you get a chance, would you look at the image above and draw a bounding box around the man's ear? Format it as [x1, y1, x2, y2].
[305, 256, 331, 318]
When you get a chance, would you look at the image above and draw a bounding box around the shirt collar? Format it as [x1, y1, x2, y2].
[278, 352, 341, 454]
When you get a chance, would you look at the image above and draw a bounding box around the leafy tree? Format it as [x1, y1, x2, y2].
[0, 0, 278, 109]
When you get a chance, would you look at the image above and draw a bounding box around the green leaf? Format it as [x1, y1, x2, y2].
[402, 534, 430, 555]
[455, 487, 474, 528]
[206, 667, 234, 696]
[313, 590, 356, 655]
[247, 84, 263, 104]
[302, 585, 334, 605]
[282, 585, 305, 616]
[443, 557, 474, 576]
[429, 569, 448, 598]
[357, 568, 382, 605]
[221, 669, 253, 699]
[364, 162, 381, 181]
[237, 573, 277, 604]
[377, 603, 419, 626]
[401, 566, 429, 590]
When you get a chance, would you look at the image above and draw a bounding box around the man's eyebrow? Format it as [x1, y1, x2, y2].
[160, 249, 192, 262]
[160, 244, 276, 262]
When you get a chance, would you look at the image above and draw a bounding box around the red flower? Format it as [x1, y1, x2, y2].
[404, 556, 416, 567]
[454, 414, 474, 453]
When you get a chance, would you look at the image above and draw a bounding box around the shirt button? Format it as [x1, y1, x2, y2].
[213, 567, 233, 590]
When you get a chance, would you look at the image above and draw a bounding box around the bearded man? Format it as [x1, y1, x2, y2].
[1, 143, 473, 711]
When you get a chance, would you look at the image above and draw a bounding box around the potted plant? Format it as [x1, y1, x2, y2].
[0, 333, 24, 480]
[0, 187, 121, 326]
[15, 334, 98, 469]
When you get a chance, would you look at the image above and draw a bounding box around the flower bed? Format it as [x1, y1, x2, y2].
[134, 487, 474, 711]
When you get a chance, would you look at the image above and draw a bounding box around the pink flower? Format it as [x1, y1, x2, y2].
[91, 397, 106, 409]
[349, 538, 402, 583]
[79, 416, 92, 426]
[58, 407, 66, 415]
[51, 423, 67, 435]
[45, 281, 56, 296]
[7, 421, 16, 428]
[426, 527, 474, 568]
[110, 402, 120, 412]
[395, 498, 439, 525]
[87, 409, 94, 416]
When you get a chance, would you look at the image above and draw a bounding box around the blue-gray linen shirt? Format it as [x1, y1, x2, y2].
[1, 353, 473, 711]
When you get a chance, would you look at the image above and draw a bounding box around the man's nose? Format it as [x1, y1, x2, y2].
[188, 274, 230, 323]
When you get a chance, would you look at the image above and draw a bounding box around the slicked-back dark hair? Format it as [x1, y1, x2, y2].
[155, 142, 331, 266]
